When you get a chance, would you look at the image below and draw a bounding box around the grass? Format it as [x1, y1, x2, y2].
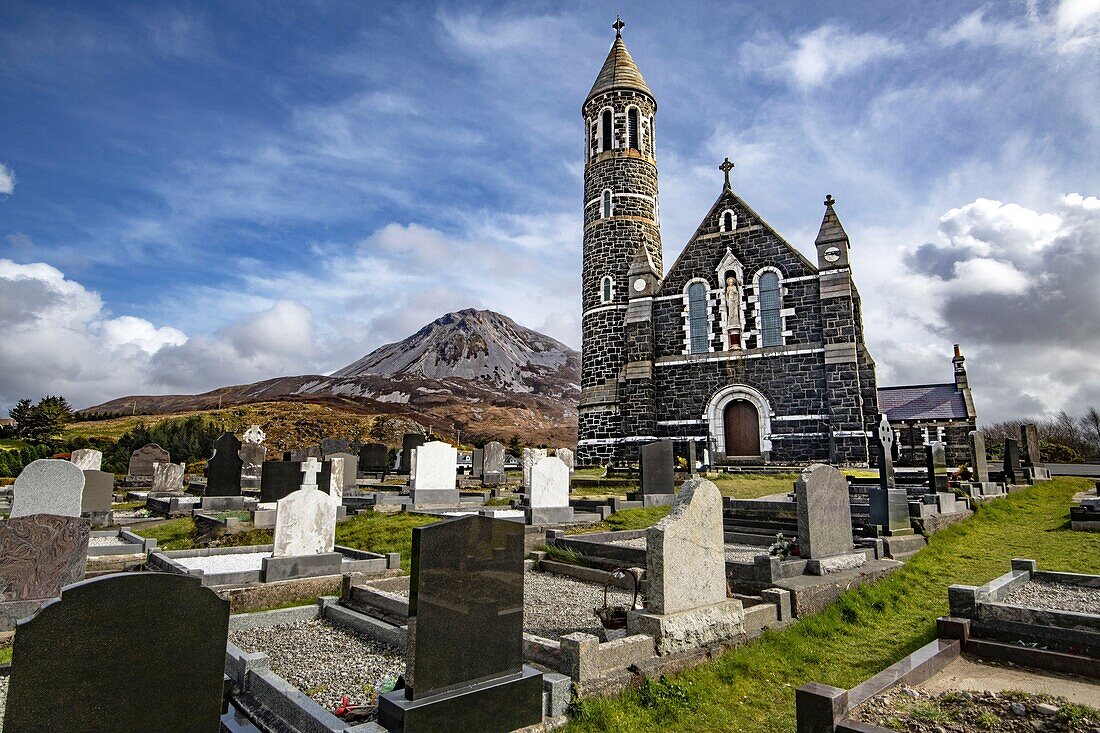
[134, 518, 198, 550]
[335, 512, 440, 573]
[0, 439, 27, 451]
[710, 472, 799, 499]
[564, 477, 1100, 733]
[569, 506, 673, 535]
[0, 644, 11, 665]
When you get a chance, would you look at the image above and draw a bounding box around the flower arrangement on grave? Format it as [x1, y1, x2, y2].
[769, 532, 798, 558]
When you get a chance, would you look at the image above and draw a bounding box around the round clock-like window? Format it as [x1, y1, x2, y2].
[633, 278, 647, 292]
[823, 246, 842, 263]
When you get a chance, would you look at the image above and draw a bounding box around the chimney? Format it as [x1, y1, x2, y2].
[953, 344, 977, 420]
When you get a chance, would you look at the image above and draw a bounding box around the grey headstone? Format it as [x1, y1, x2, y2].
[205, 432, 244, 497]
[328, 452, 358, 490]
[688, 440, 698, 476]
[321, 437, 351, 456]
[969, 430, 989, 483]
[870, 414, 910, 533]
[530, 457, 569, 508]
[1004, 438, 1021, 484]
[10, 459, 85, 518]
[358, 443, 389, 473]
[483, 441, 506, 486]
[1020, 424, 1042, 467]
[288, 447, 321, 463]
[639, 440, 675, 495]
[3, 573, 229, 732]
[127, 443, 169, 478]
[926, 441, 948, 492]
[522, 448, 547, 490]
[81, 470, 114, 514]
[239, 442, 266, 479]
[471, 448, 484, 478]
[400, 434, 426, 475]
[151, 462, 185, 492]
[796, 464, 854, 559]
[69, 449, 102, 472]
[556, 448, 575, 473]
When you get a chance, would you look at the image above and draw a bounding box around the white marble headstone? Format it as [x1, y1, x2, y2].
[272, 487, 337, 557]
[151, 462, 186, 492]
[555, 448, 575, 473]
[327, 457, 345, 502]
[69, 449, 103, 472]
[10, 459, 86, 518]
[522, 448, 547, 490]
[530, 457, 569, 508]
[243, 425, 266, 444]
[410, 441, 457, 491]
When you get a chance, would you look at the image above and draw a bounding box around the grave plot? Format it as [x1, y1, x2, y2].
[0, 672, 7, 723]
[149, 543, 399, 587]
[85, 527, 157, 574]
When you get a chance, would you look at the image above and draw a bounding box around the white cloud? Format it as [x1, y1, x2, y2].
[740, 25, 905, 89]
[102, 316, 186, 354]
[937, 0, 1100, 57]
[0, 163, 14, 195]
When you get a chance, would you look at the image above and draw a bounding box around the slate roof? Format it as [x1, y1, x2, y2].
[586, 34, 653, 106]
[878, 384, 970, 421]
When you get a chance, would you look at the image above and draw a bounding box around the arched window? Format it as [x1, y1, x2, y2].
[602, 189, 612, 218]
[627, 108, 639, 149]
[758, 272, 782, 347]
[722, 211, 735, 231]
[688, 282, 709, 354]
[601, 109, 613, 151]
[601, 276, 614, 304]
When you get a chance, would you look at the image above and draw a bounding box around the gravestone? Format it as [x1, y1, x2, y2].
[80, 470, 115, 516]
[483, 441, 506, 486]
[410, 441, 459, 505]
[10, 459, 85, 518]
[926, 441, 948, 492]
[0, 514, 91, 631]
[328, 452, 358, 491]
[1020, 424, 1041, 467]
[288, 447, 321, 463]
[69, 448, 102, 472]
[869, 414, 913, 535]
[639, 439, 675, 505]
[243, 424, 266, 445]
[969, 430, 989, 483]
[1003, 437, 1022, 485]
[471, 448, 484, 479]
[359, 442, 389, 474]
[556, 447, 575, 473]
[261, 461, 308, 503]
[321, 437, 351, 456]
[627, 479, 744, 654]
[526, 456, 573, 524]
[205, 432, 244, 497]
[795, 464, 863, 574]
[239, 426, 266, 487]
[3, 572, 229, 732]
[272, 459, 337, 557]
[522, 448, 547, 490]
[400, 434, 426, 475]
[127, 443, 169, 478]
[379, 515, 543, 732]
[324, 456, 345, 502]
[688, 440, 698, 476]
[151, 461, 185, 492]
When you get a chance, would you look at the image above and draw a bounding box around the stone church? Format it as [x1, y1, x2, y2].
[577, 23, 880, 466]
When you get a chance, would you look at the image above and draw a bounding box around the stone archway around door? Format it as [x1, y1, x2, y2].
[705, 384, 773, 461]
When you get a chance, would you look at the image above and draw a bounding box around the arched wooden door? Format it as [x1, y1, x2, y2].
[724, 400, 760, 457]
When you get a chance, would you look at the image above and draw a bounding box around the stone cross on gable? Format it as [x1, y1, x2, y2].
[824, 194, 836, 207]
[299, 457, 322, 488]
[873, 413, 895, 489]
[612, 16, 625, 36]
[719, 157, 734, 189]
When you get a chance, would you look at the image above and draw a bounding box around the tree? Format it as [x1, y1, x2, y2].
[1081, 407, 1100, 458]
[8, 399, 33, 429]
[10, 395, 73, 444]
[369, 416, 387, 443]
[508, 434, 521, 455]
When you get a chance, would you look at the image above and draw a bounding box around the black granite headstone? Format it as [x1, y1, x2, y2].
[482, 441, 506, 486]
[400, 434, 426, 475]
[205, 432, 244, 497]
[1003, 437, 1021, 485]
[1020, 424, 1041, 467]
[260, 461, 304, 503]
[359, 442, 390, 473]
[869, 414, 911, 534]
[471, 449, 484, 479]
[925, 441, 948, 492]
[639, 440, 674, 495]
[379, 515, 542, 732]
[3, 573, 228, 732]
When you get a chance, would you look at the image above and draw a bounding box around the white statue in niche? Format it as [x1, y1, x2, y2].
[724, 274, 743, 350]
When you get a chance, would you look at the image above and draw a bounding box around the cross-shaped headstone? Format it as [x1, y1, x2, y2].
[719, 157, 734, 189]
[873, 413, 895, 490]
[824, 194, 836, 208]
[612, 16, 625, 36]
[299, 457, 322, 488]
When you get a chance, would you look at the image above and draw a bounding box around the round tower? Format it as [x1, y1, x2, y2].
[578, 19, 662, 465]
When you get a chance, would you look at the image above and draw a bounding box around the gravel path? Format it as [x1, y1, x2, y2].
[229, 619, 403, 710]
[1002, 580, 1100, 615]
[607, 537, 767, 564]
[175, 552, 269, 574]
[88, 536, 128, 547]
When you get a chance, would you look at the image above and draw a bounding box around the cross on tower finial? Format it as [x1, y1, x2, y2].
[719, 157, 734, 189]
[824, 194, 836, 207]
[613, 16, 625, 36]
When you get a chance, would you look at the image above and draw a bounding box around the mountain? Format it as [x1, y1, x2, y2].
[85, 309, 581, 446]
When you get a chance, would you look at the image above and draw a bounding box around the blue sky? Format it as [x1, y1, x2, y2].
[1, 0, 1098, 421]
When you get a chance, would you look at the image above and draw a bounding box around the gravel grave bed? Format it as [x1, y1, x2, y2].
[1001, 580, 1100, 615]
[88, 536, 128, 547]
[607, 537, 767, 563]
[175, 552, 269, 574]
[229, 619, 403, 711]
[0, 674, 7, 728]
[382, 572, 634, 638]
[855, 686, 1098, 732]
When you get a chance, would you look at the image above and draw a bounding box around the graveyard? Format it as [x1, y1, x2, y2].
[3, 4, 1100, 732]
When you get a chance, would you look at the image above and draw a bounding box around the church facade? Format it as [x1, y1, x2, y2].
[577, 25, 879, 466]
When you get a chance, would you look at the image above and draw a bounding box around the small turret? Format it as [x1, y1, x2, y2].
[815, 194, 850, 270]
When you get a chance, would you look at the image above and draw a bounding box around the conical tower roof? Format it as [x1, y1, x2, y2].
[585, 27, 654, 107]
[815, 195, 849, 246]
